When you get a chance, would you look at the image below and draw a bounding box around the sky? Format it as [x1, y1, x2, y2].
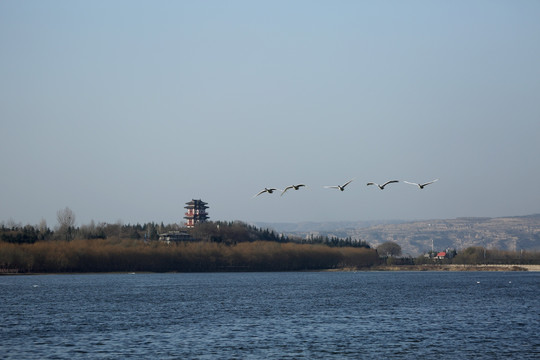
[1, 1, 540, 228]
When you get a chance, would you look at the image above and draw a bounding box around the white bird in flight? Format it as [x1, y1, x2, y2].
[253, 188, 281, 197]
[324, 179, 354, 191]
[403, 179, 439, 189]
[367, 180, 399, 190]
[281, 184, 306, 196]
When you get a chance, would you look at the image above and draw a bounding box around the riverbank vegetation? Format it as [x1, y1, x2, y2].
[413, 246, 540, 266]
[1, 216, 539, 273]
[0, 238, 379, 273]
[0, 218, 378, 273]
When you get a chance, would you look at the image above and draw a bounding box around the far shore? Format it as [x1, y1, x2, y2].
[364, 264, 540, 272]
[2, 264, 540, 275]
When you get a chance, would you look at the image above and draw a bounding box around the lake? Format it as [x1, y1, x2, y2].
[1, 271, 539, 359]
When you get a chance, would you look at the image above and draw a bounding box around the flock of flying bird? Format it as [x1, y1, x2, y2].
[253, 179, 439, 197]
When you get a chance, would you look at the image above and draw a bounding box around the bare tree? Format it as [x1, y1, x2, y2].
[377, 241, 402, 257]
[57, 207, 76, 241]
[38, 218, 48, 233]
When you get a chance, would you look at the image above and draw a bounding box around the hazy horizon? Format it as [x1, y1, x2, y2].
[2, 1, 539, 228]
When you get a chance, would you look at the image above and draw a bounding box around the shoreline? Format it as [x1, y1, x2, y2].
[2, 264, 540, 275]
[366, 264, 540, 272]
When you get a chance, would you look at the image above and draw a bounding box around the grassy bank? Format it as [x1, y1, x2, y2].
[371, 264, 539, 271]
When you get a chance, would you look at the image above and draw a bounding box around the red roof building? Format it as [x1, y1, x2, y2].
[436, 251, 447, 260]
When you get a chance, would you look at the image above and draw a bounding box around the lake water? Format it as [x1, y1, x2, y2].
[1, 271, 539, 359]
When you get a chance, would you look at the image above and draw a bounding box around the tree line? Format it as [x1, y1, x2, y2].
[1, 207, 538, 273]
[0, 210, 380, 273]
[0, 213, 371, 249]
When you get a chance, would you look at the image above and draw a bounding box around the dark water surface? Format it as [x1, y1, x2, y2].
[1, 271, 539, 359]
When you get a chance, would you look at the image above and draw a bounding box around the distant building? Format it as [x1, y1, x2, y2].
[184, 199, 209, 228]
[435, 251, 447, 260]
[159, 231, 192, 244]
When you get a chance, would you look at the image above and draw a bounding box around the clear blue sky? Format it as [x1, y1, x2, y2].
[1, 1, 539, 228]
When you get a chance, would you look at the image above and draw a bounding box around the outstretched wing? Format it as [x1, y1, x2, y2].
[382, 180, 399, 187]
[281, 186, 293, 196]
[422, 179, 439, 186]
[253, 189, 267, 197]
[342, 179, 354, 188]
[403, 181, 419, 186]
[324, 185, 340, 189]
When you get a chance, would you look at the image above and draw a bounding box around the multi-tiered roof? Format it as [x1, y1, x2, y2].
[184, 199, 209, 228]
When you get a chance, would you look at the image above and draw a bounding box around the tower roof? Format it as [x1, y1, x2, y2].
[185, 199, 208, 208]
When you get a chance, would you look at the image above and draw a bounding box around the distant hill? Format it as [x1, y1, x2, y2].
[255, 214, 540, 256]
[254, 220, 405, 233]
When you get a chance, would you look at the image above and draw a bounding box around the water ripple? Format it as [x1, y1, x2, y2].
[1, 272, 539, 359]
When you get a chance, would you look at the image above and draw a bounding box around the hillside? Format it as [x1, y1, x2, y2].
[257, 214, 540, 256]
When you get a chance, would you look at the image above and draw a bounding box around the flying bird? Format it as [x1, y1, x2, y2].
[403, 179, 439, 189]
[324, 179, 354, 191]
[281, 184, 306, 196]
[367, 180, 399, 190]
[253, 188, 281, 197]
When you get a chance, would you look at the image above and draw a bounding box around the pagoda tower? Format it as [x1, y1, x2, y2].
[184, 199, 209, 228]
